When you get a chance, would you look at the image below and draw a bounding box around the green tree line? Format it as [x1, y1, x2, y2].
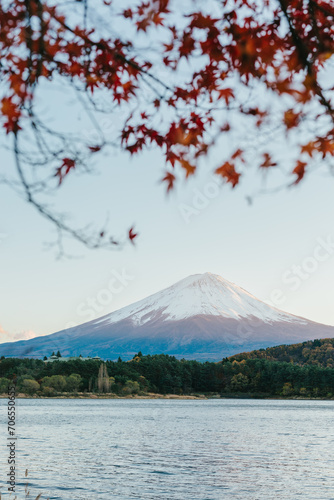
[228, 338, 334, 368]
[0, 352, 334, 398]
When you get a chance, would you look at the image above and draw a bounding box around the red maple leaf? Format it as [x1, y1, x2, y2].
[55, 158, 76, 185]
[218, 88, 234, 104]
[89, 146, 102, 153]
[162, 171, 176, 192]
[128, 227, 138, 244]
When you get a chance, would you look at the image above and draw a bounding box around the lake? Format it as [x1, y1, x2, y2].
[0, 399, 334, 499]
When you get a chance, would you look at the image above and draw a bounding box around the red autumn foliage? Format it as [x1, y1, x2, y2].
[0, 0, 333, 248]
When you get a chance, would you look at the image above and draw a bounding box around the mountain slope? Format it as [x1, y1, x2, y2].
[1, 273, 334, 361]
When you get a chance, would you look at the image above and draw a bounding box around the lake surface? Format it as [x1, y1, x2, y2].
[0, 399, 334, 499]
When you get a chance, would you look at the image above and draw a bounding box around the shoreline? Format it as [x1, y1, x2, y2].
[1, 392, 334, 400]
[0, 392, 209, 400]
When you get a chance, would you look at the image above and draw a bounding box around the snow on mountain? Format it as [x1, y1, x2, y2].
[98, 272, 307, 326]
[1, 272, 332, 361]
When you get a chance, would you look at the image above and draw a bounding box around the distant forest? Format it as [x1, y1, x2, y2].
[228, 338, 334, 368]
[1, 343, 334, 398]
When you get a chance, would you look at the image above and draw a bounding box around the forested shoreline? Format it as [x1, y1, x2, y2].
[1, 349, 334, 399]
[228, 338, 334, 367]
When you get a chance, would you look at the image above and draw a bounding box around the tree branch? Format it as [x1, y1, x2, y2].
[278, 0, 334, 122]
[13, 132, 122, 255]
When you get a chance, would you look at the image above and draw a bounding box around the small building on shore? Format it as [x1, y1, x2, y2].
[44, 354, 101, 363]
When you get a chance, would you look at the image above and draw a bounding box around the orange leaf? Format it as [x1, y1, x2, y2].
[180, 159, 196, 178]
[218, 88, 234, 104]
[1, 97, 21, 133]
[301, 141, 316, 157]
[260, 153, 277, 169]
[283, 109, 300, 129]
[319, 139, 334, 158]
[292, 161, 307, 184]
[215, 162, 240, 187]
[231, 148, 244, 162]
[162, 171, 176, 192]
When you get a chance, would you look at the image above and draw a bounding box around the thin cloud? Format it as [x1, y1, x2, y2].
[0, 325, 37, 344]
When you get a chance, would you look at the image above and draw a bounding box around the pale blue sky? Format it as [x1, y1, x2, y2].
[1, 1, 334, 342]
[1, 138, 334, 342]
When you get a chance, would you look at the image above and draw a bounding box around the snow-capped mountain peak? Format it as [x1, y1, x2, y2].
[98, 272, 306, 327]
[2, 272, 332, 361]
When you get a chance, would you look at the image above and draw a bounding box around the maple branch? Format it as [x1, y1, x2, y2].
[53, 14, 174, 95]
[36, 0, 46, 80]
[308, 0, 324, 55]
[309, 0, 334, 17]
[278, 0, 334, 122]
[24, 0, 34, 86]
[13, 133, 122, 255]
[1, 0, 333, 249]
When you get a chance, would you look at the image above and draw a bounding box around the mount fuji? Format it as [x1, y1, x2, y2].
[1, 273, 334, 361]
